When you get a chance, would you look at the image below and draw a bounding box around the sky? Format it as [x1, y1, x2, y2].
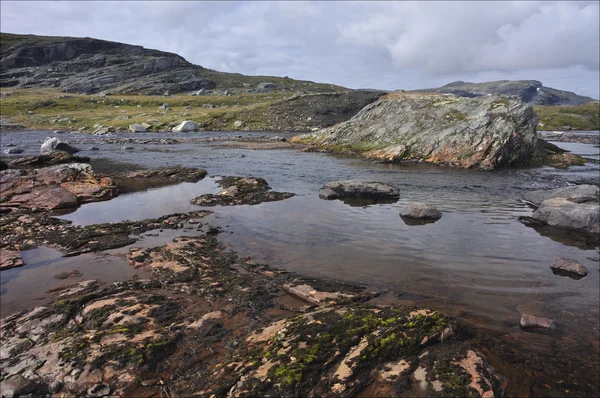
[1, 1, 599, 98]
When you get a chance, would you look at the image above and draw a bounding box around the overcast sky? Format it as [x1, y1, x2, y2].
[2, 1, 599, 98]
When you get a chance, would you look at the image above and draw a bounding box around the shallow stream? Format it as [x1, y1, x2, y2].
[1, 130, 599, 396]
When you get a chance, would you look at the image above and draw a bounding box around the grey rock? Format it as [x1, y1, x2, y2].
[4, 147, 23, 154]
[400, 204, 442, 219]
[524, 185, 599, 206]
[87, 383, 111, 397]
[121, 146, 135, 150]
[269, 136, 286, 142]
[532, 198, 599, 234]
[173, 121, 198, 132]
[129, 123, 148, 133]
[40, 137, 79, 154]
[520, 314, 556, 330]
[114, 115, 130, 120]
[233, 120, 245, 128]
[550, 257, 588, 278]
[49, 380, 63, 393]
[319, 180, 399, 201]
[0, 374, 36, 398]
[296, 93, 539, 170]
[257, 82, 278, 90]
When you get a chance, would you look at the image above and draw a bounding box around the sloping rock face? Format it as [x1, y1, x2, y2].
[0, 163, 118, 211]
[0, 33, 215, 95]
[293, 93, 540, 170]
[265, 90, 386, 131]
[413, 80, 594, 106]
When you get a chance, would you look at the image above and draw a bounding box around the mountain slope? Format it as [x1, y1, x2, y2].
[413, 80, 594, 106]
[0, 32, 346, 95]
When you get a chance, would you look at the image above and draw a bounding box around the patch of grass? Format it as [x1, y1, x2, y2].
[534, 101, 600, 130]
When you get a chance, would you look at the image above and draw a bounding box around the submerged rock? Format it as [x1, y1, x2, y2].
[400, 204, 442, 219]
[319, 180, 399, 202]
[293, 93, 558, 170]
[550, 257, 588, 279]
[191, 176, 294, 206]
[520, 314, 556, 330]
[110, 166, 207, 193]
[40, 137, 79, 154]
[4, 147, 23, 154]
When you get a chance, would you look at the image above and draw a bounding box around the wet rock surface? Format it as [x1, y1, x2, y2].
[400, 204, 443, 220]
[1, 231, 504, 397]
[550, 257, 588, 279]
[7, 151, 91, 167]
[191, 176, 294, 206]
[524, 185, 599, 206]
[0, 163, 118, 211]
[319, 180, 400, 205]
[520, 314, 556, 330]
[109, 166, 208, 193]
[0, 209, 212, 260]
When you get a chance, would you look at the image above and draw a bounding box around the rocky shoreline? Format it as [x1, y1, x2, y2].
[0, 160, 508, 397]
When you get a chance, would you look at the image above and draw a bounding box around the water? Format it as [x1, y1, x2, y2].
[1, 130, 599, 395]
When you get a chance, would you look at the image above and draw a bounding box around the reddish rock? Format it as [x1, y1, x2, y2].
[0, 163, 118, 211]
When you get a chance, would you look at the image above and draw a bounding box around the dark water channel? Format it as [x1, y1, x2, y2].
[1, 130, 599, 396]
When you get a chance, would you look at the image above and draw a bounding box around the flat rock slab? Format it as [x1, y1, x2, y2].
[319, 180, 399, 202]
[8, 152, 90, 167]
[191, 176, 294, 206]
[110, 166, 207, 193]
[550, 257, 588, 279]
[524, 185, 599, 206]
[0, 163, 118, 211]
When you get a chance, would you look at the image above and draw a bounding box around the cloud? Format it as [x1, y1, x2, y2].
[1, 1, 598, 97]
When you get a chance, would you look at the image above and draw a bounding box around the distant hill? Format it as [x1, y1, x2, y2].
[0, 32, 346, 95]
[413, 80, 594, 106]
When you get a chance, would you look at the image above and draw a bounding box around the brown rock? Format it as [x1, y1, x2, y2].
[0, 247, 24, 270]
[520, 314, 556, 330]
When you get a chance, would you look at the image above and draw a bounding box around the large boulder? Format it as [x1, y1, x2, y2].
[172, 121, 198, 132]
[319, 180, 399, 201]
[531, 198, 599, 235]
[293, 93, 541, 170]
[40, 137, 79, 154]
[129, 124, 148, 133]
[257, 82, 278, 90]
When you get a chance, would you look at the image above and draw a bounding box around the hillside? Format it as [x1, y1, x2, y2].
[413, 80, 594, 106]
[0, 32, 346, 95]
[534, 101, 600, 131]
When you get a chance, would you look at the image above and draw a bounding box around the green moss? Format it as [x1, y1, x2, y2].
[534, 101, 600, 130]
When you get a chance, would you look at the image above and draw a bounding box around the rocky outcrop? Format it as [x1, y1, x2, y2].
[191, 176, 294, 206]
[294, 93, 545, 170]
[413, 80, 594, 106]
[1, 231, 504, 397]
[319, 180, 399, 203]
[128, 124, 147, 133]
[0, 163, 118, 211]
[40, 137, 79, 154]
[8, 151, 90, 167]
